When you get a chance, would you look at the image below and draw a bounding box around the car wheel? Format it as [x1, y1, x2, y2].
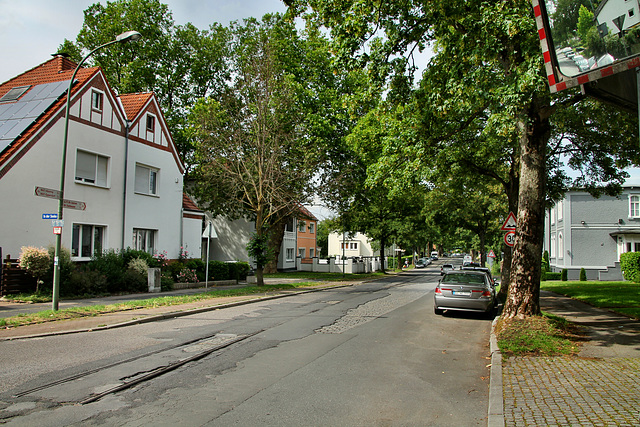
[434, 307, 444, 315]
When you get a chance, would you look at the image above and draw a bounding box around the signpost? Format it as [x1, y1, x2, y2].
[35, 186, 87, 211]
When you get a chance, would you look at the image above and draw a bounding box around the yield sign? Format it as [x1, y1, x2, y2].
[501, 212, 517, 231]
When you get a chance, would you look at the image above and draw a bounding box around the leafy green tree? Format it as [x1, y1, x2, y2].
[72, 0, 230, 174]
[286, 0, 640, 318]
[190, 15, 332, 284]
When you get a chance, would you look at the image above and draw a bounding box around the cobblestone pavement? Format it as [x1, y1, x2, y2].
[499, 292, 640, 427]
[503, 356, 640, 426]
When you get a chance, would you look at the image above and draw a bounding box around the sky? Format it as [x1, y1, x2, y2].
[0, 0, 288, 84]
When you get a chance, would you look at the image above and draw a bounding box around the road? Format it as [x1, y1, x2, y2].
[0, 265, 492, 426]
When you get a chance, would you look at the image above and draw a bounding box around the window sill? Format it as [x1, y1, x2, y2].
[134, 191, 160, 198]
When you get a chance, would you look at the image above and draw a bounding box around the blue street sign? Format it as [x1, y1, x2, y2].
[43, 213, 58, 219]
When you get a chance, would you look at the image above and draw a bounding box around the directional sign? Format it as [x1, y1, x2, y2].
[35, 186, 86, 210]
[63, 199, 86, 211]
[504, 231, 516, 247]
[35, 186, 61, 200]
[501, 212, 517, 231]
[42, 213, 58, 219]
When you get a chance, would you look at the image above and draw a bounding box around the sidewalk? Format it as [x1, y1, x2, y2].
[493, 291, 640, 427]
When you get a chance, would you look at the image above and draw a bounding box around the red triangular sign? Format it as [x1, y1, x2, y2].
[488, 250, 496, 258]
[501, 212, 517, 231]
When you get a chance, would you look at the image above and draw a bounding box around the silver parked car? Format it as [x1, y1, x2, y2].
[434, 270, 497, 316]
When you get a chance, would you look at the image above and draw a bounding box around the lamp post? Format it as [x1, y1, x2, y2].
[51, 30, 142, 311]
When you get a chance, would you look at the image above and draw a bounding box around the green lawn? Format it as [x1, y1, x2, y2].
[541, 280, 640, 320]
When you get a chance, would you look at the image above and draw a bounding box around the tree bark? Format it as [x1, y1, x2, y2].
[264, 217, 287, 274]
[502, 95, 551, 319]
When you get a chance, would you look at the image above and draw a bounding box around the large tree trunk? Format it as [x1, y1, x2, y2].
[502, 95, 551, 319]
[264, 218, 286, 274]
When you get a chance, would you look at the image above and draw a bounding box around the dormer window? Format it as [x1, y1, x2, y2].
[91, 90, 103, 111]
[146, 114, 155, 132]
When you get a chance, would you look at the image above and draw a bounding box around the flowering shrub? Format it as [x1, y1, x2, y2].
[153, 251, 169, 268]
[176, 268, 198, 283]
[128, 257, 149, 276]
[19, 246, 50, 291]
[178, 247, 189, 261]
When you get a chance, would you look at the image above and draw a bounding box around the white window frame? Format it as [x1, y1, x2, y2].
[298, 248, 306, 258]
[557, 200, 563, 221]
[146, 114, 156, 132]
[550, 207, 556, 225]
[91, 90, 104, 112]
[286, 248, 295, 261]
[72, 223, 104, 259]
[550, 234, 556, 258]
[558, 232, 564, 259]
[310, 248, 314, 258]
[133, 228, 156, 254]
[309, 223, 315, 233]
[630, 195, 640, 218]
[75, 149, 109, 187]
[135, 164, 159, 196]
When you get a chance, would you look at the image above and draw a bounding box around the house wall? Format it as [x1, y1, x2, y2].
[0, 92, 128, 258]
[327, 232, 375, 258]
[0, 70, 186, 263]
[182, 214, 203, 259]
[205, 217, 255, 266]
[125, 139, 184, 259]
[297, 219, 318, 262]
[544, 188, 640, 280]
[596, 0, 640, 35]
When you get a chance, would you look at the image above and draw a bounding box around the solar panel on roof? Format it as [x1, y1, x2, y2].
[0, 80, 71, 154]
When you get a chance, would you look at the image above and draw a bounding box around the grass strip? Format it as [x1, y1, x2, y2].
[541, 280, 640, 319]
[494, 312, 584, 358]
[0, 283, 322, 328]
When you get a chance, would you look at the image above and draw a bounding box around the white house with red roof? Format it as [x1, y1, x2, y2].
[0, 56, 202, 261]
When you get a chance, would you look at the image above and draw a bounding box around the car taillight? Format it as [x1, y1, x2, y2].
[482, 290, 492, 297]
[435, 287, 442, 294]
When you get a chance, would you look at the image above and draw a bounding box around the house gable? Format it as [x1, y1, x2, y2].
[120, 93, 185, 174]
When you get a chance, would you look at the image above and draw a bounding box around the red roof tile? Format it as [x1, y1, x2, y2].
[183, 193, 202, 212]
[119, 92, 153, 120]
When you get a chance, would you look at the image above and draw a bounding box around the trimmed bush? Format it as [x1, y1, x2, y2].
[579, 268, 587, 281]
[209, 261, 229, 281]
[227, 261, 251, 281]
[542, 271, 562, 281]
[620, 251, 640, 282]
[561, 269, 568, 281]
[68, 269, 108, 297]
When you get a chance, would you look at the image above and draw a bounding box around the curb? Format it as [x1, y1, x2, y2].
[488, 316, 504, 427]
[1, 284, 354, 341]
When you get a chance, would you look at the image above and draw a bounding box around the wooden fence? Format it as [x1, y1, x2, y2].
[1, 250, 37, 297]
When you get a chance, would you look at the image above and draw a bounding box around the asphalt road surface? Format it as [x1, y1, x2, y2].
[0, 267, 492, 426]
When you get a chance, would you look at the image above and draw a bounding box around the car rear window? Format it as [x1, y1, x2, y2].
[443, 273, 485, 285]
